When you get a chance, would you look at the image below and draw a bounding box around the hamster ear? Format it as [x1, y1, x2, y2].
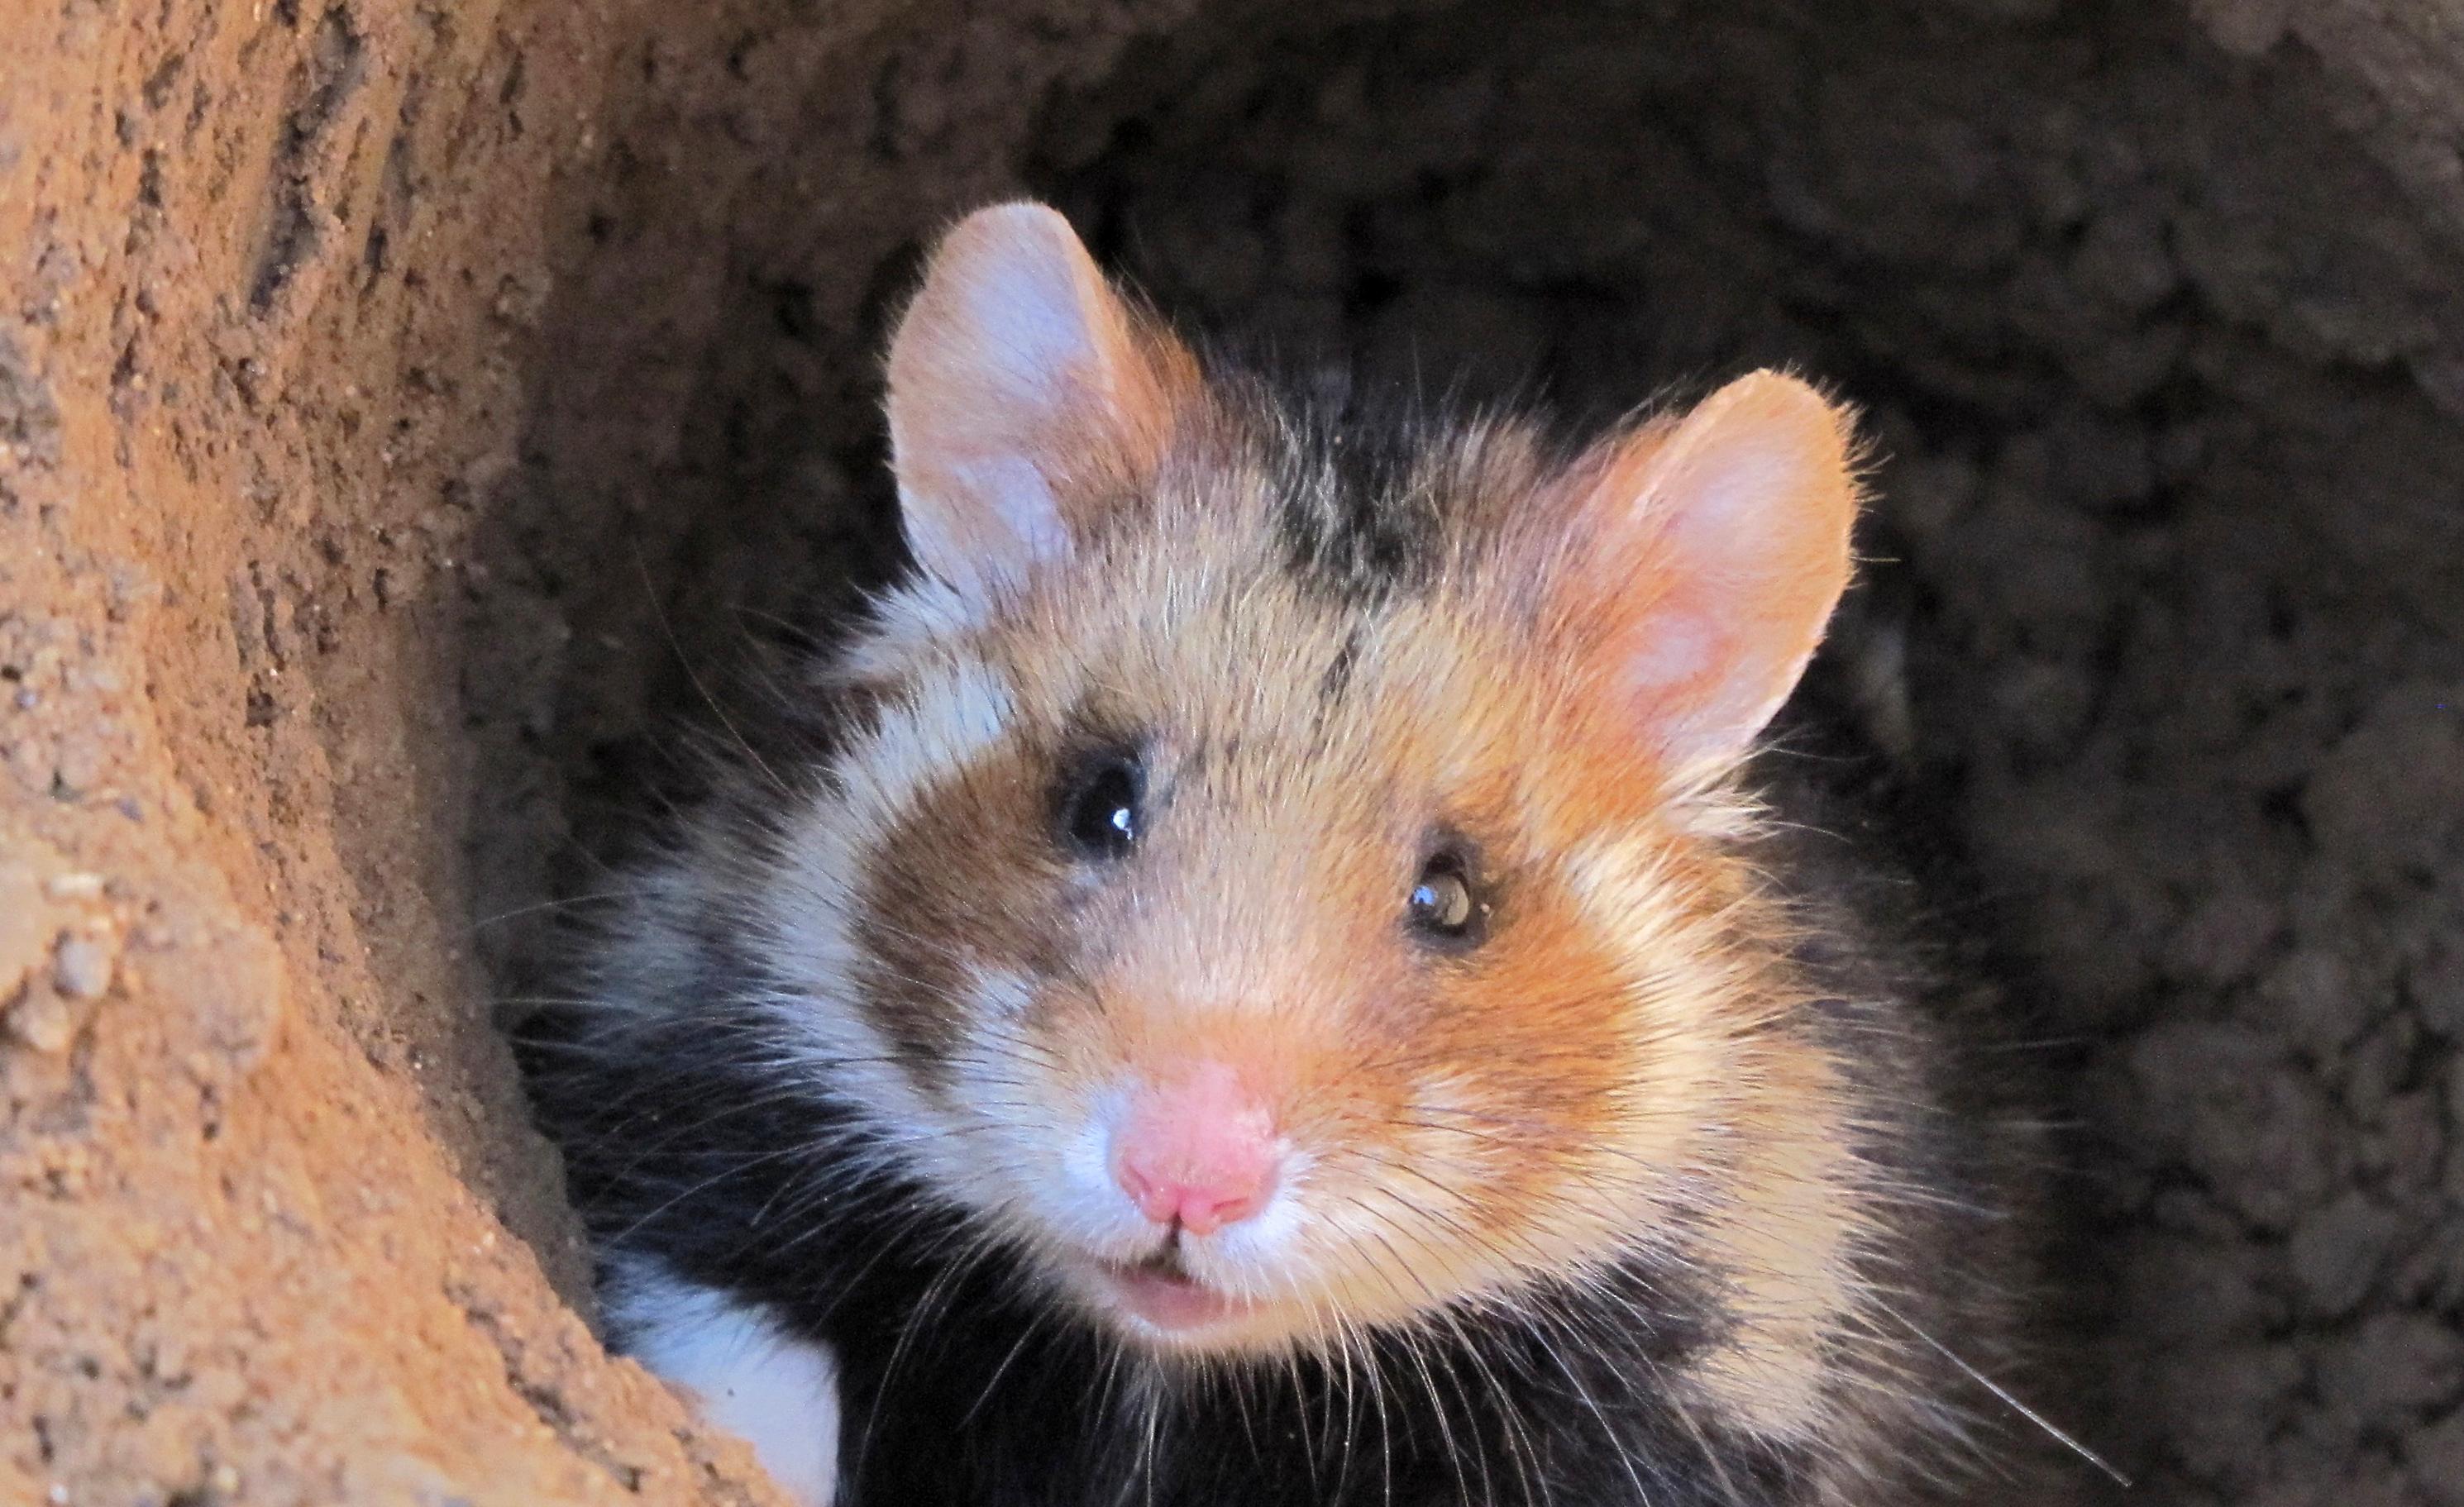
[1530, 371, 1860, 770]
[885, 203, 1190, 601]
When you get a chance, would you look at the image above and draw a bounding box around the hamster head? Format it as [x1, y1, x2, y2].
[760, 203, 1865, 1373]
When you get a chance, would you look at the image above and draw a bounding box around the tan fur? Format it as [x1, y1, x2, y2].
[823, 206, 1918, 1465]
[848, 347, 1874, 1363]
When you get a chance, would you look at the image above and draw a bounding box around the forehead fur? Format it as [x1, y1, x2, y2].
[959, 370, 1720, 847]
[980, 370, 1559, 727]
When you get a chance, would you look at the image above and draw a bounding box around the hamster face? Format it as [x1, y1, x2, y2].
[747, 205, 1865, 1396]
[779, 513, 1730, 1355]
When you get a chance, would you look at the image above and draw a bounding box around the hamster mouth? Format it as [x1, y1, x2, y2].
[1090, 1247, 1258, 1336]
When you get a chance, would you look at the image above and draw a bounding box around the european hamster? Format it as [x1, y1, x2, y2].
[525, 202, 2062, 1506]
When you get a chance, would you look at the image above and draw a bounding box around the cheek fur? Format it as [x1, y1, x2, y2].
[1268, 671, 1788, 1327]
[1335, 887, 1683, 1294]
[753, 646, 1080, 1183]
[928, 1004, 1131, 1242]
[845, 718, 1067, 1088]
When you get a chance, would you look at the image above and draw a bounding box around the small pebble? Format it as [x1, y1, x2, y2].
[9, 994, 75, 1053]
[53, 932, 114, 999]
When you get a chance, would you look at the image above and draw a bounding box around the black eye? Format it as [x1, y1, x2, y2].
[1058, 756, 1142, 859]
[1407, 852, 1482, 943]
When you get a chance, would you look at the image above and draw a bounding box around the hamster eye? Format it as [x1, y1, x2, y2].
[1058, 755, 1143, 859]
[1407, 852, 1483, 944]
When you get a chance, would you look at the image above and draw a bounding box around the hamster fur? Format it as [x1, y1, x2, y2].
[524, 203, 2051, 1506]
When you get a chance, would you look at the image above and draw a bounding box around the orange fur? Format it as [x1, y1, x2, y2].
[848, 203, 1916, 1449]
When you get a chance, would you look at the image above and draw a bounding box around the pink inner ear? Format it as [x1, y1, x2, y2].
[1623, 613, 1721, 703]
[1547, 371, 1860, 768]
[885, 203, 1184, 600]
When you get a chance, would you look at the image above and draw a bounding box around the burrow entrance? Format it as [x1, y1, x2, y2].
[7, 0, 2462, 1499]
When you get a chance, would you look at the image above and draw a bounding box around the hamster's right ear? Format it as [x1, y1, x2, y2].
[885, 203, 1194, 602]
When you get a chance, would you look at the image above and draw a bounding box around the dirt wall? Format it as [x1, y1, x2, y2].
[4, 0, 2463, 1503]
[0, 0, 1191, 1499]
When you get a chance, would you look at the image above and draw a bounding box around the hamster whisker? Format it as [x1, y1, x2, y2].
[854, 1226, 1010, 1478]
[1387, 1312, 1484, 1507]
[630, 549, 795, 802]
[1346, 1149, 1587, 1285]
[1429, 1303, 1552, 1507]
[470, 890, 656, 932]
[1390, 1109, 1702, 1190]
[1324, 1303, 1371, 1493]
[1865, 1294, 2128, 1488]
[603, 1145, 813, 1246]
[960, 1302, 1056, 1432]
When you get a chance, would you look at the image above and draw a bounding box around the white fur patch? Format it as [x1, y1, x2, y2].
[838, 581, 992, 678]
[609, 1258, 842, 1506]
[833, 653, 1017, 823]
[755, 651, 1021, 1163]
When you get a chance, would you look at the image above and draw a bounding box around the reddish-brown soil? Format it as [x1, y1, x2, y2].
[4, 0, 2462, 1502]
[1, 0, 1189, 1498]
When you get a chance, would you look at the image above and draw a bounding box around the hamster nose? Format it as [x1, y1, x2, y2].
[1110, 1062, 1282, 1237]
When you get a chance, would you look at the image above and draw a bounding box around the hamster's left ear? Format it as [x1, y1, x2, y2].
[1519, 371, 1861, 771]
[885, 202, 1196, 602]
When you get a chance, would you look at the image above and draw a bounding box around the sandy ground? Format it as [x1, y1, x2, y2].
[3, 0, 2462, 1501]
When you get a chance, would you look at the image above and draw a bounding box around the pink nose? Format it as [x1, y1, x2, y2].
[1110, 1062, 1282, 1236]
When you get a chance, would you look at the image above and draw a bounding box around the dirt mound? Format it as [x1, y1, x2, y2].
[3, 0, 2462, 1501]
